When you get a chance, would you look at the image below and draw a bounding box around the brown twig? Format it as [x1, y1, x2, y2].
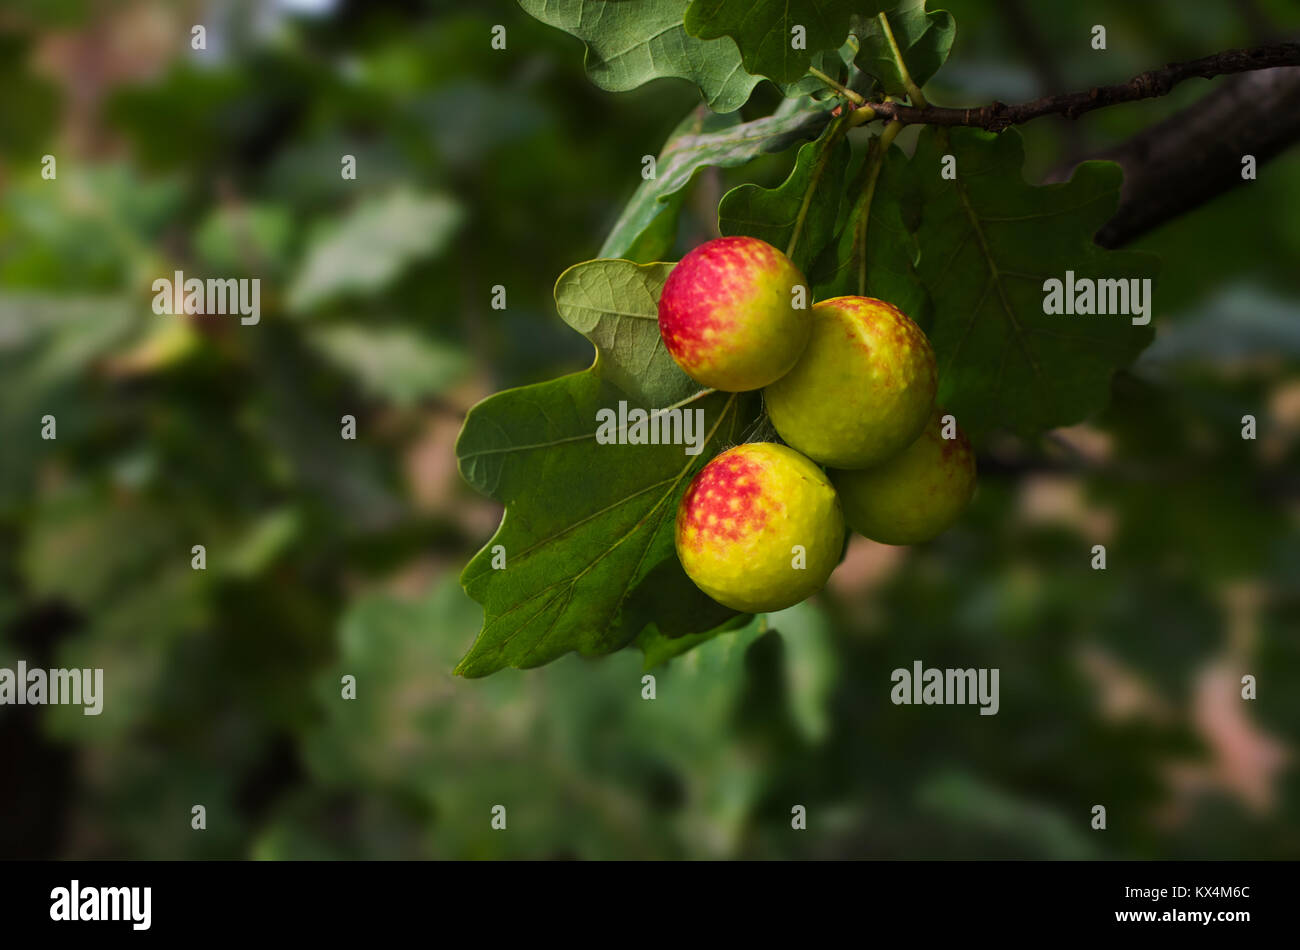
[995, 0, 1085, 158]
[860, 43, 1300, 131]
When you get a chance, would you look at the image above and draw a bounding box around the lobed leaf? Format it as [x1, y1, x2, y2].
[718, 121, 851, 275]
[518, 0, 764, 112]
[552, 258, 699, 406]
[455, 373, 755, 676]
[852, 0, 955, 98]
[907, 127, 1158, 440]
[456, 259, 763, 676]
[684, 0, 876, 85]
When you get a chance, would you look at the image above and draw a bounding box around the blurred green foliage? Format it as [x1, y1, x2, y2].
[0, 0, 1296, 859]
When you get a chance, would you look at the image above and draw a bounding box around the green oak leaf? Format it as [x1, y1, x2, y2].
[601, 98, 836, 261]
[853, 0, 955, 97]
[907, 127, 1158, 440]
[456, 259, 762, 676]
[519, 0, 763, 112]
[553, 259, 701, 406]
[455, 374, 754, 676]
[811, 140, 929, 322]
[684, 0, 875, 85]
[718, 121, 850, 275]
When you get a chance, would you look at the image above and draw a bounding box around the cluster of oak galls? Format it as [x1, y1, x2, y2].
[656, 235, 976, 613]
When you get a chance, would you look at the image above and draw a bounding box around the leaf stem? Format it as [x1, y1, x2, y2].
[655, 387, 717, 414]
[877, 11, 928, 107]
[852, 121, 904, 296]
[786, 117, 850, 261]
[808, 66, 866, 105]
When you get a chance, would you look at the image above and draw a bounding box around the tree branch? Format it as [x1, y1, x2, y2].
[1084, 66, 1300, 247]
[859, 43, 1300, 131]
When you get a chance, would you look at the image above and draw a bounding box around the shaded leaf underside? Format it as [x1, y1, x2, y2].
[519, 0, 763, 112]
